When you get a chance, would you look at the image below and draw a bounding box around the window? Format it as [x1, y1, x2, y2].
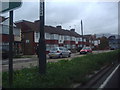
[79, 38, 82, 41]
[45, 33, 50, 39]
[71, 37, 75, 41]
[50, 34, 59, 40]
[84, 39, 86, 42]
[2, 25, 9, 34]
[2, 42, 9, 51]
[50, 34, 54, 40]
[64, 44, 70, 49]
[46, 44, 50, 50]
[64, 36, 70, 40]
[34, 32, 40, 42]
[78, 44, 82, 47]
[50, 44, 58, 48]
[13, 28, 20, 36]
[36, 32, 39, 39]
[76, 38, 79, 41]
[61, 36, 64, 40]
[59, 35, 64, 40]
[72, 45, 76, 48]
[54, 34, 59, 40]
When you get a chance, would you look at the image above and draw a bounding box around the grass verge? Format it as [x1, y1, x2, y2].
[2, 50, 119, 88]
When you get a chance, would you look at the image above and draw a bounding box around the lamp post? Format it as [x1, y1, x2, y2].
[81, 20, 84, 48]
[38, 0, 46, 74]
[69, 26, 72, 50]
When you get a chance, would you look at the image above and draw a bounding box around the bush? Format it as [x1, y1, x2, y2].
[2, 50, 119, 88]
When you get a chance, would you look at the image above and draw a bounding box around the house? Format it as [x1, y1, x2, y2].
[84, 35, 100, 48]
[16, 20, 93, 55]
[108, 35, 120, 50]
[0, 16, 22, 55]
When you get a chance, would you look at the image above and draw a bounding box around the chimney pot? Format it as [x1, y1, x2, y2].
[70, 29, 75, 32]
[56, 26, 62, 29]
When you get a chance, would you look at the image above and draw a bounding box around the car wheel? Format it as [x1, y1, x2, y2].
[68, 53, 71, 57]
[49, 57, 52, 59]
[59, 54, 62, 58]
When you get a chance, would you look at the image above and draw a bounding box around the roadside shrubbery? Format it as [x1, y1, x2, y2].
[2, 50, 119, 88]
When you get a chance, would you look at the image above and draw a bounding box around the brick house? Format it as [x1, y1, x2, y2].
[16, 20, 92, 55]
[108, 35, 120, 50]
[84, 34, 100, 49]
[0, 16, 22, 55]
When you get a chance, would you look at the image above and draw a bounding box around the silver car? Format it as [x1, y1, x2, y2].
[48, 47, 71, 58]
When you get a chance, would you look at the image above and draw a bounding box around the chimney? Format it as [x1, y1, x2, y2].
[70, 29, 75, 32]
[56, 26, 62, 29]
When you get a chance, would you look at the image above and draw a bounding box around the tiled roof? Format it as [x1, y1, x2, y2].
[15, 20, 82, 37]
[35, 20, 82, 37]
[15, 20, 35, 32]
[84, 35, 96, 40]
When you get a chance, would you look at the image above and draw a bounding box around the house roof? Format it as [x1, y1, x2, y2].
[36, 20, 83, 37]
[15, 20, 83, 37]
[84, 34, 96, 40]
[15, 20, 35, 32]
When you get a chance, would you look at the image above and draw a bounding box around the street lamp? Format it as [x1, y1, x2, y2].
[81, 20, 84, 48]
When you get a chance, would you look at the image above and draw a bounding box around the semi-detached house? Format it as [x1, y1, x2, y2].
[0, 16, 22, 55]
[15, 20, 91, 55]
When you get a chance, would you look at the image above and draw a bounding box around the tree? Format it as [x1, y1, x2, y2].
[98, 36, 109, 50]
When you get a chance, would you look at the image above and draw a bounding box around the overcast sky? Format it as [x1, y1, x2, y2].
[1, 0, 119, 35]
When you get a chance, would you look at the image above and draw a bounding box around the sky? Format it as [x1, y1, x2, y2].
[1, 0, 119, 35]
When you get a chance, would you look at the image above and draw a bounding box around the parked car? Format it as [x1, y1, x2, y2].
[0, 46, 9, 59]
[80, 47, 92, 54]
[46, 48, 50, 54]
[35, 46, 50, 57]
[48, 47, 71, 58]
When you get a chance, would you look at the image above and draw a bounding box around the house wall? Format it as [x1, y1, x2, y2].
[22, 31, 34, 55]
[0, 19, 22, 55]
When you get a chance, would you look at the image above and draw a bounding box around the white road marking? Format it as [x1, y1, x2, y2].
[99, 64, 120, 89]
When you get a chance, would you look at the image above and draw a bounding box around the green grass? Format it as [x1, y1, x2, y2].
[2, 50, 119, 88]
[13, 55, 36, 58]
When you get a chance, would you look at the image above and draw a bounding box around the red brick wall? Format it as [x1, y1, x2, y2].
[1, 34, 14, 42]
[45, 40, 58, 44]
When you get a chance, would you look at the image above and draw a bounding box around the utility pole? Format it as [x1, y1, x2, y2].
[81, 20, 84, 48]
[39, 0, 46, 74]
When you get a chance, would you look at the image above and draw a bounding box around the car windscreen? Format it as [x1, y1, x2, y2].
[50, 48, 58, 51]
[82, 47, 90, 50]
[59, 47, 64, 50]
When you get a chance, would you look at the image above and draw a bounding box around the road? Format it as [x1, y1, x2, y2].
[2, 50, 112, 71]
[2, 53, 83, 71]
[88, 62, 120, 89]
[100, 64, 120, 89]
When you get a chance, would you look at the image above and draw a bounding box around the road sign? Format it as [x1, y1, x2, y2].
[0, 0, 22, 13]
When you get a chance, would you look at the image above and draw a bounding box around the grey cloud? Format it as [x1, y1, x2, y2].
[2, 1, 118, 35]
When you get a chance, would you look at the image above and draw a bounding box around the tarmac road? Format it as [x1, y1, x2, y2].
[100, 64, 120, 89]
[77, 61, 120, 89]
[2, 53, 85, 71]
[2, 50, 112, 71]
